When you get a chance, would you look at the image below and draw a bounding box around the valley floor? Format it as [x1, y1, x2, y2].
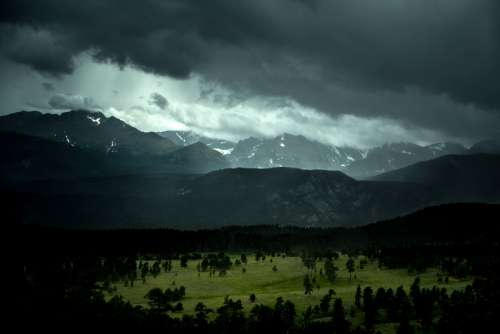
[107, 254, 471, 317]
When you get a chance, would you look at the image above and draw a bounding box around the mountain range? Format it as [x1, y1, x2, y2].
[0, 110, 230, 178]
[0, 110, 179, 155]
[1, 109, 500, 229]
[3, 109, 489, 179]
[159, 130, 492, 177]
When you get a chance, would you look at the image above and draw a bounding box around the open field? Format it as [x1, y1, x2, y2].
[108, 254, 471, 316]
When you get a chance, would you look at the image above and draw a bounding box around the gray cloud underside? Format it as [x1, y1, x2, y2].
[1, 0, 499, 140]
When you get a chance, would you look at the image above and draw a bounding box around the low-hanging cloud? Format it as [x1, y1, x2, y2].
[48, 93, 101, 111]
[160, 94, 446, 149]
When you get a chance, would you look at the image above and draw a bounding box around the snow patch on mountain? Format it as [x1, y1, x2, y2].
[213, 148, 234, 155]
[106, 139, 118, 153]
[65, 135, 75, 147]
[175, 132, 186, 143]
[87, 115, 101, 125]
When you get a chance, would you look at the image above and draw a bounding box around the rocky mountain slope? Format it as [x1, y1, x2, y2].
[0, 110, 178, 155]
[0, 111, 230, 177]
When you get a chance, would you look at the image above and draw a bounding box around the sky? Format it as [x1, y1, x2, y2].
[1, 0, 499, 148]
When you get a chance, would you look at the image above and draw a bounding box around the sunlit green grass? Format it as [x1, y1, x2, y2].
[108, 254, 471, 316]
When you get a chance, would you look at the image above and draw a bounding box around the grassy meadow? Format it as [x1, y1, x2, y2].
[107, 254, 471, 317]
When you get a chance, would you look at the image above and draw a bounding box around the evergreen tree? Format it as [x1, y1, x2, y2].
[355, 285, 362, 308]
[395, 286, 411, 322]
[346, 258, 356, 280]
[410, 276, 421, 305]
[145, 288, 166, 310]
[320, 293, 332, 313]
[303, 275, 313, 295]
[363, 286, 375, 329]
[324, 259, 339, 283]
[180, 254, 188, 268]
[274, 297, 296, 330]
[397, 302, 414, 334]
[194, 302, 212, 328]
[201, 257, 209, 271]
[174, 302, 183, 312]
[374, 287, 386, 310]
[332, 298, 350, 334]
[214, 298, 245, 334]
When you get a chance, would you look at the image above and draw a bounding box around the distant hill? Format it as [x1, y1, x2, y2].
[469, 139, 500, 155]
[372, 154, 500, 184]
[371, 154, 500, 202]
[4, 157, 500, 229]
[1, 167, 432, 228]
[362, 203, 500, 244]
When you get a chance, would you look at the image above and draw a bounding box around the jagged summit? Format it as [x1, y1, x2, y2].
[0, 109, 177, 155]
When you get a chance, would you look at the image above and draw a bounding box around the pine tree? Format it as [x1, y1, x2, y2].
[346, 258, 356, 280]
[397, 304, 414, 334]
[410, 276, 421, 305]
[303, 275, 313, 295]
[332, 298, 349, 334]
[355, 285, 362, 308]
[320, 293, 332, 313]
[363, 286, 375, 329]
[324, 259, 339, 283]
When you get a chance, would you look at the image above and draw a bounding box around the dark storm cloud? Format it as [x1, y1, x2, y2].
[149, 92, 169, 110]
[0, 25, 76, 76]
[1, 0, 499, 139]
